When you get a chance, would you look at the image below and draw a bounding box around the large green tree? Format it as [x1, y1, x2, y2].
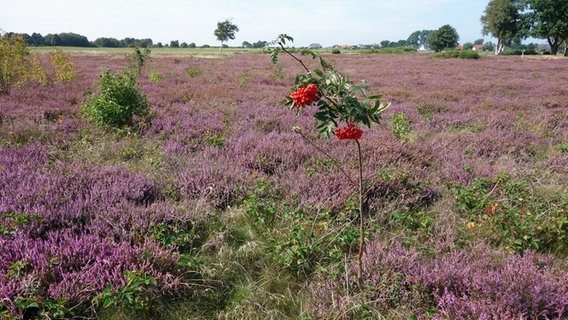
[428, 25, 459, 52]
[407, 30, 432, 49]
[526, 0, 568, 55]
[214, 19, 239, 53]
[480, 0, 526, 55]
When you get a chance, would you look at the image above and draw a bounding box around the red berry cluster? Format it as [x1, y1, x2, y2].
[291, 83, 318, 107]
[335, 123, 363, 140]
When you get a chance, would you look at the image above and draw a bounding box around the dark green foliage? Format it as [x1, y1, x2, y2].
[82, 68, 151, 129]
[360, 47, 417, 54]
[428, 25, 460, 52]
[214, 19, 239, 52]
[430, 50, 480, 59]
[481, 0, 527, 54]
[527, 0, 568, 55]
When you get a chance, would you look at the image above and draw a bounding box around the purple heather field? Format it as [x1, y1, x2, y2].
[1, 51, 567, 319]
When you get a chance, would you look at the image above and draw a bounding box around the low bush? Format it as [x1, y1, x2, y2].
[501, 49, 538, 56]
[82, 68, 151, 129]
[48, 48, 77, 84]
[452, 174, 568, 254]
[431, 50, 480, 59]
[0, 34, 48, 94]
[361, 47, 417, 54]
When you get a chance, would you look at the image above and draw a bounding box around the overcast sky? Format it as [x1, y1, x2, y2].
[1, 0, 493, 46]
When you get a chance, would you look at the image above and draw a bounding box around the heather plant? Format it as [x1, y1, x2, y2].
[309, 239, 568, 319]
[2, 48, 568, 319]
[82, 67, 151, 129]
[269, 34, 390, 278]
[48, 48, 77, 84]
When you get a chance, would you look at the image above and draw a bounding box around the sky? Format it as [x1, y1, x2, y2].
[1, 0, 495, 47]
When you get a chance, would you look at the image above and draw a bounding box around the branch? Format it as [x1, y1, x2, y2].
[278, 41, 311, 73]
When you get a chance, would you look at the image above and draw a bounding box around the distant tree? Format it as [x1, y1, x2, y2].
[395, 40, 408, 47]
[214, 19, 239, 53]
[188, 42, 196, 48]
[252, 40, 267, 48]
[94, 37, 120, 48]
[463, 42, 474, 50]
[309, 43, 322, 49]
[156, 42, 163, 48]
[428, 25, 460, 52]
[180, 42, 188, 48]
[242, 41, 252, 48]
[474, 38, 485, 45]
[29, 32, 44, 46]
[407, 30, 432, 48]
[170, 40, 179, 48]
[484, 41, 496, 52]
[137, 39, 153, 48]
[56, 32, 90, 47]
[380, 40, 391, 48]
[407, 31, 421, 47]
[526, 0, 568, 55]
[480, 0, 526, 55]
[44, 34, 60, 46]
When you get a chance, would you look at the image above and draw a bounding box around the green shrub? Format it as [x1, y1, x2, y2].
[0, 34, 48, 94]
[147, 68, 164, 84]
[128, 46, 151, 76]
[82, 68, 151, 129]
[361, 47, 417, 54]
[453, 174, 568, 254]
[431, 50, 480, 59]
[49, 48, 77, 83]
[501, 49, 538, 56]
[185, 68, 202, 78]
[390, 111, 413, 142]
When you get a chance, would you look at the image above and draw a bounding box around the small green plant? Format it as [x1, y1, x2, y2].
[49, 48, 77, 83]
[147, 68, 164, 84]
[82, 68, 151, 129]
[269, 62, 286, 80]
[390, 111, 413, 142]
[128, 46, 151, 76]
[203, 134, 225, 147]
[93, 271, 157, 310]
[185, 68, 202, 78]
[453, 174, 568, 253]
[554, 143, 568, 153]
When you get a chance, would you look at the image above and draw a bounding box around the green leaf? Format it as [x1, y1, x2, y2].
[320, 57, 333, 70]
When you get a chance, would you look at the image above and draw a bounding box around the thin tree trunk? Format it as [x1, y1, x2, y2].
[356, 140, 365, 281]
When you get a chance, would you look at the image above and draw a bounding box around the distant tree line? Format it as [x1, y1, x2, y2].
[0, 31, 192, 48]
